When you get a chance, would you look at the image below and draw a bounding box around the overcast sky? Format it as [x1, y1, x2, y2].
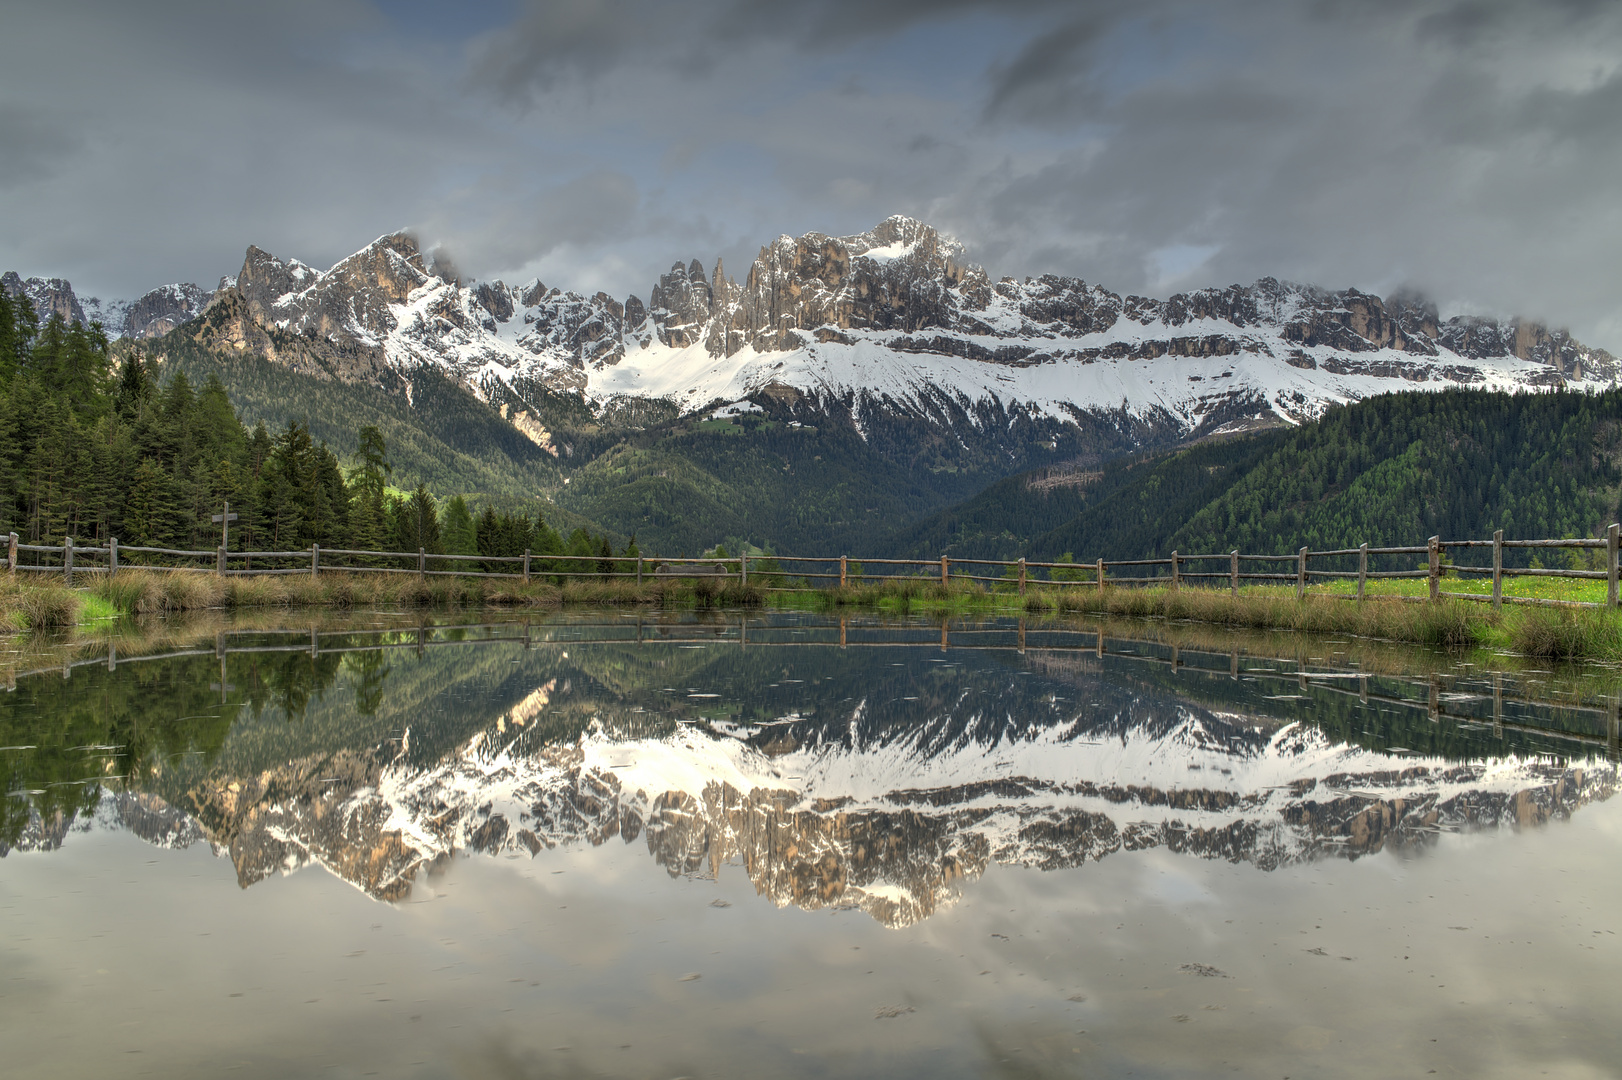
[2, 0, 1618, 347]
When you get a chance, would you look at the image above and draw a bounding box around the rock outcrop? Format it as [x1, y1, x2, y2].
[122, 282, 210, 339]
[1, 270, 87, 326]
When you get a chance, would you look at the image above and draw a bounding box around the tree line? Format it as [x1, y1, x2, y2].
[0, 292, 635, 575]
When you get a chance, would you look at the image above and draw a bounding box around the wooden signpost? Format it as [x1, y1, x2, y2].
[212, 502, 239, 576]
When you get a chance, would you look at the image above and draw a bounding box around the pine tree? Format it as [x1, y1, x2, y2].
[441, 495, 477, 555]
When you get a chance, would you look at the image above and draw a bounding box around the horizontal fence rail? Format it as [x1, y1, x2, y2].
[6, 524, 1621, 611]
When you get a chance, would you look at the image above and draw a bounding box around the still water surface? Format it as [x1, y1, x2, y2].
[2, 610, 1620, 1079]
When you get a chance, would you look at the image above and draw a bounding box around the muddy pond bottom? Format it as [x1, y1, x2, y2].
[2, 610, 1619, 1079]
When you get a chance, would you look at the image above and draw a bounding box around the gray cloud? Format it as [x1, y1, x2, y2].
[0, 104, 83, 188]
[1, 0, 1618, 350]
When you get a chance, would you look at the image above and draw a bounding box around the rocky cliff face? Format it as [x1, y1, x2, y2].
[1, 270, 87, 326]
[1, 269, 212, 340]
[157, 215, 1618, 450]
[122, 282, 211, 339]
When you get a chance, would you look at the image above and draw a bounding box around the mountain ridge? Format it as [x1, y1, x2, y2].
[14, 217, 1621, 552]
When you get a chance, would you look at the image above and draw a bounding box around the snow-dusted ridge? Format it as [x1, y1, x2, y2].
[160, 215, 1617, 443]
[7, 214, 1613, 452]
[9, 216, 1616, 440]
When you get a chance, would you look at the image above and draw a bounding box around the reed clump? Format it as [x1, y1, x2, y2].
[91, 568, 224, 614]
[1509, 606, 1622, 661]
[1045, 585, 1491, 648]
[561, 579, 669, 605]
[814, 578, 989, 610]
[8, 582, 79, 630]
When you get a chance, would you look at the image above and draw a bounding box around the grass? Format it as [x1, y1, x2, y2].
[1319, 573, 1609, 605]
[3, 567, 1621, 662]
[0, 568, 766, 628]
[780, 576, 1622, 662]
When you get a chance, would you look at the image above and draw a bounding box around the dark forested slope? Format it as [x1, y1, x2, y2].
[891, 390, 1622, 561]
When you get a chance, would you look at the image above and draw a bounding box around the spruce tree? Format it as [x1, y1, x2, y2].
[441, 495, 477, 556]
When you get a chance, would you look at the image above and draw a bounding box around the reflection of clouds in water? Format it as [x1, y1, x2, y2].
[6, 760, 1622, 1078]
[1137, 852, 1220, 908]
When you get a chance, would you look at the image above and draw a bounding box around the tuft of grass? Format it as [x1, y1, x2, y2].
[805, 578, 994, 613]
[1414, 600, 1484, 647]
[12, 585, 79, 631]
[226, 574, 289, 608]
[1507, 606, 1622, 661]
[91, 570, 156, 613]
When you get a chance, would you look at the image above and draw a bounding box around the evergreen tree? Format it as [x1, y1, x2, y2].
[391, 484, 442, 555]
[441, 495, 477, 555]
[114, 351, 152, 420]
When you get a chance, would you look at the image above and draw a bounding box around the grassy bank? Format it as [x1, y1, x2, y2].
[8, 570, 1622, 663]
[795, 578, 1622, 662]
[0, 569, 766, 631]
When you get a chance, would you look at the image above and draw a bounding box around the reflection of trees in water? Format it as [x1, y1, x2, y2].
[0, 639, 384, 848]
[348, 650, 391, 717]
[0, 656, 242, 847]
[242, 650, 346, 725]
[6, 620, 1621, 919]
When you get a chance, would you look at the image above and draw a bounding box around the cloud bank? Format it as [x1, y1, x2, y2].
[1, 0, 1617, 346]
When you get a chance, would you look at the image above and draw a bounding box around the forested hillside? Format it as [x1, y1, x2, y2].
[887, 432, 1289, 561]
[894, 390, 1622, 563]
[1163, 390, 1622, 555]
[148, 316, 565, 505]
[0, 290, 625, 566]
[553, 410, 1004, 555]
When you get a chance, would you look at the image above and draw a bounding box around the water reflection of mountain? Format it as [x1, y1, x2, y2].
[2, 618, 1615, 927]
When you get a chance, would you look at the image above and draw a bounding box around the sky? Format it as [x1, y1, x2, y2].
[1, 0, 1618, 348]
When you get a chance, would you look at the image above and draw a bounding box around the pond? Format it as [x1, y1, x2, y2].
[2, 609, 1620, 1079]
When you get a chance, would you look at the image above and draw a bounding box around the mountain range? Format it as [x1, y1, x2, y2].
[8, 216, 1619, 553]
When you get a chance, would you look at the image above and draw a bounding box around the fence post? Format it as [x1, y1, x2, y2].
[217, 545, 226, 576]
[523, 548, 531, 584]
[1608, 523, 1619, 608]
[64, 537, 73, 585]
[311, 544, 319, 577]
[1428, 536, 1440, 603]
[1230, 550, 1238, 596]
[7, 532, 15, 574]
[1357, 542, 1368, 600]
[636, 556, 643, 586]
[1170, 551, 1179, 592]
[940, 555, 948, 585]
[1096, 558, 1105, 594]
[109, 537, 118, 575]
[418, 547, 426, 580]
[740, 553, 748, 586]
[1296, 547, 1307, 600]
[1018, 557, 1026, 596]
[1492, 529, 1503, 610]
[840, 555, 847, 588]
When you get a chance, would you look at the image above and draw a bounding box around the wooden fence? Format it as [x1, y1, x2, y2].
[7, 524, 1621, 612]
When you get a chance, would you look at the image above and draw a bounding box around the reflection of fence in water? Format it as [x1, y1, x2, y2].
[21, 619, 1621, 758]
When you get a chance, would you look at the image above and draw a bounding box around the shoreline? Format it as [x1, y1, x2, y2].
[6, 569, 1621, 663]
